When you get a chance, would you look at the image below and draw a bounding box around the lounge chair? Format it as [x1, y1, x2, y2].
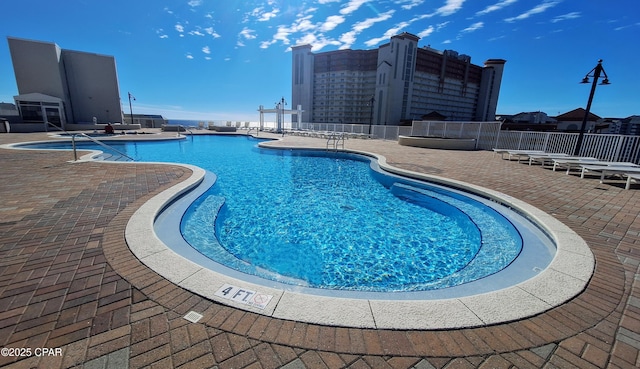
[579, 165, 640, 189]
[625, 173, 640, 190]
[579, 162, 640, 178]
[493, 149, 545, 161]
[526, 153, 570, 167]
[551, 157, 600, 173]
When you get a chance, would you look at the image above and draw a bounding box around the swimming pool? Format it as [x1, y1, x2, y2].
[18, 135, 553, 293]
[11, 134, 594, 328]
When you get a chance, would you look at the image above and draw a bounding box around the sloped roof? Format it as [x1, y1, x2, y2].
[556, 108, 601, 121]
[421, 111, 447, 120]
[14, 93, 63, 103]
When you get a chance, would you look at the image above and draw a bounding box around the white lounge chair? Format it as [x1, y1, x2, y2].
[503, 150, 546, 162]
[493, 149, 542, 160]
[526, 153, 570, 167]
[625, 173, 640, 190]
[579, 165, 640, 189]
[551, 157, 600, 173]
[580, 163, 640, 178]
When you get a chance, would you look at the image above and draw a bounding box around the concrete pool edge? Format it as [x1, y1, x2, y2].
[124, 145, 595, 330]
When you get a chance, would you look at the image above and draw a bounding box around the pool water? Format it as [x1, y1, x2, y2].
[21, 135, 527, 292]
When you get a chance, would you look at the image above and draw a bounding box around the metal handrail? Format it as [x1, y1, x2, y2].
[326, 132, 345, 151]
[179, 125, 194, 137]
[77, 133, 135, 161]
[247, 126, 259, 136]
[45, 122, 135, 161]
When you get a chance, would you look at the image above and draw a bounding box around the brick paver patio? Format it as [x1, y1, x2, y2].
[0, 131, 638, 368]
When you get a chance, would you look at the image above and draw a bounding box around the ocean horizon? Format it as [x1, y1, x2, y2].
[166, 119, 282, 129]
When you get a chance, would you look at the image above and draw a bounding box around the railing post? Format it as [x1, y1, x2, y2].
[72, 134, 77, 161]
[543, 132, 550, 153]
[613, 135, 624, 162]
[517, 131, 523, 150]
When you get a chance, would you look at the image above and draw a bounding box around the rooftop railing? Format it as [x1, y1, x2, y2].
[297, 120, 640, 164]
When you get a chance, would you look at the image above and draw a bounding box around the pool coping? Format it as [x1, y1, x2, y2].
[122, 141, 595, 330]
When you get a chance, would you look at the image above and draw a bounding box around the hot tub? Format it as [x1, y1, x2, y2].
[398, 135, 476, 150]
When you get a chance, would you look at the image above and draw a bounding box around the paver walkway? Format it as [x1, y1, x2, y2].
[0, 132, 638, 368]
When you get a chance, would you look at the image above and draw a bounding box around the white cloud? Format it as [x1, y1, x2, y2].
[175, 24, 185, 33]
[250, 6, 280, 22]
[437, 0, 466, 16]
[189, 30, 205, 36]
[551, 11, 581, 23]
[614, 22, 640, 31]
[417, 26, 435, 38]
[395, 0, 424, 10]
[461, 21, 483, 33]
[295, 33, 341, 51]
[339, 32, 356, 49]
[239, 27, 257, 40]
[202, 46, 211, 54]
[156, 28, 169, 39]
[340, 0, 371, 15]
[318, 0, 340, 3]
[188, 0, 202, 7]
[353, 10, 395, 33]
[437, 21, 450, 30]
[505, 1, 561, 23]
[259, 40, 274, 49]
[339, 10, 395, 49]
[364, 21, 411, 47]
[262, 15, 316, 48]
[204, 27, 221, 38]
[259, 8, 279, 21]
[476, 0, 518, 16]
[186, 53, 194, 59]
[320, 15, 345, 32]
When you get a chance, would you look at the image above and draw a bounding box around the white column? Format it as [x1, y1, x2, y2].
[259, 105, 264, 131]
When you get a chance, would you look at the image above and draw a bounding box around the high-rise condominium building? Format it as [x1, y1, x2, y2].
[292, 32, 505, 126]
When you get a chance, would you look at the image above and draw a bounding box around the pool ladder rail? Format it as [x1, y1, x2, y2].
[178, 125, 195, 140]
[326, 132, 346, 151]
[73, 133, 136, 161]
[45, 122, 136, 162]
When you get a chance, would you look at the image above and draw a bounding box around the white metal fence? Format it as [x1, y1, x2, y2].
[409, 121, 503, 150]
[298, 122, 414, 140]
[495, 130, 640, 164]
[213, 119, 640, 164]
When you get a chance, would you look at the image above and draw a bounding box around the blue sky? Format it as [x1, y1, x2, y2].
[1, 0, 638, 121]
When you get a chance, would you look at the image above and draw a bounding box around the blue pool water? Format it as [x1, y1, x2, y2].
[20, 135, 540, 293]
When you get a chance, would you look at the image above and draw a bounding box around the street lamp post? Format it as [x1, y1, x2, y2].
[574, 60, 610, 156]
[367, 95, 375, 135]
[128, 92, 136, 126]
[277, 97, 286, 136]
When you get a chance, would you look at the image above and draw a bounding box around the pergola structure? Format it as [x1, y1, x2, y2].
[258, 104, 304, 132]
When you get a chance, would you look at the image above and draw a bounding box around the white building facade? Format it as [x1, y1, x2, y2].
[292, 32, 505, 126]
[8, 37, 123, 131]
